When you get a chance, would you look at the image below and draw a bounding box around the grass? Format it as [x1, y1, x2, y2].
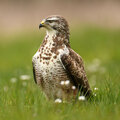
[0, 26, 120, 120]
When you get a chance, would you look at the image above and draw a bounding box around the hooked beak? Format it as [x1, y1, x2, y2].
[39, 20, 45, 29]
[39, 24, 43, 29]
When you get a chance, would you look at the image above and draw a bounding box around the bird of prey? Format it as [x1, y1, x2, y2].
[32, 15, 92, 102]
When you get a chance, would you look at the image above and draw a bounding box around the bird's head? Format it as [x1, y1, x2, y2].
[39, 15, 69, 37]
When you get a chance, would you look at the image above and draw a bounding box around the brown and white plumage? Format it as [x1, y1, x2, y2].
[32, 15, 92, 102]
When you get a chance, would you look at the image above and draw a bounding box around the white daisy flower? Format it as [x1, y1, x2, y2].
[65, 80, 70, 85]
[72, 86, 76, 90]
[78, 96, 85, 101]
[94, 87, 98, 91]
[60, 81, 65, 85]
[55, 98, 62, 103]
[20, 75, 30, 80]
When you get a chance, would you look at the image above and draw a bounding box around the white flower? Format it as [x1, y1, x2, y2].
[65, 80, 70, 85]
[55, 98, 62, 103]
[10, 77, 17, 83]
[60, 81, 65, 85]
[20, 75, 30, 80]
[60, 80, 70, 86]
[94, 87, 98, 91]
[78, 96, 85, 101]
[94, 93, 97, 96]
[72, 86, 76, 90]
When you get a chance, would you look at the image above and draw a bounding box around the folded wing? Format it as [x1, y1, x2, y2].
[60, 48, 92, 97]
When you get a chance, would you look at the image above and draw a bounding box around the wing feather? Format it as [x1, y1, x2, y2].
[32, 61, 37, 84]
[60, 48, 92, 97]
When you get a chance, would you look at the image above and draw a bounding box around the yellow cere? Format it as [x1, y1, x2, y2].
[41, 21, 45, 24]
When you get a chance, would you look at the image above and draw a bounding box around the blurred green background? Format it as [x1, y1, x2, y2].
[0, 0, 120, 120]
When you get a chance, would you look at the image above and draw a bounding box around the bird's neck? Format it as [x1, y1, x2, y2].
[44, 30, 70, 47]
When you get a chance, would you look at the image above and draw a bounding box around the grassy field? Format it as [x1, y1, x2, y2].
[0, 26, 120, 120]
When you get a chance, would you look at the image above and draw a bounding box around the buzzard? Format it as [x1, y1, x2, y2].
[32, 15, 92, 102]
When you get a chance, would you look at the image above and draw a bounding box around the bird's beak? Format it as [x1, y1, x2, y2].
[39, 20, 45, 29]
[39, 24, 43, 29]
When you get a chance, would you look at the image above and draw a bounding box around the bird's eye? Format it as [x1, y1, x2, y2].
[46, 20, 57, 23]
[46, 20, 53, 23]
